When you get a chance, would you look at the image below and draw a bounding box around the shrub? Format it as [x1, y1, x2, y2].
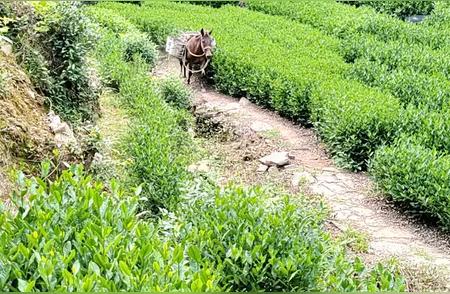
[156, 75, 192, 110]
[163, 181, 406, 291]
[363, 0, 435, 18]
[310, 79, 402, 170]
[370, 137, 450, 230]
[245, 0, 448, 50]
[122, 31, 157, 67]
[33, 1, 99, 123]
[0, 165, 218, 291]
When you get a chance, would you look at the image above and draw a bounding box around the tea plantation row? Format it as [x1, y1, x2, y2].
[97, 1, 402, 171]
[94, 1, 450, 230]
[0, 7, 406, 291]
[244, 0, 450, 229]
[246, 0, 450, 109]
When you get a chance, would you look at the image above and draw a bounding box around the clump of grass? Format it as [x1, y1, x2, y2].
[156, 75, 193, 110]
[339, 227, 370, 253]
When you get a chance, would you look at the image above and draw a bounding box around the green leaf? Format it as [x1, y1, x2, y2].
[18, 279, 35, 292]
[187, 245, 202, 263]
[119, 261, 132, 277]
[72, 260, 81, 275]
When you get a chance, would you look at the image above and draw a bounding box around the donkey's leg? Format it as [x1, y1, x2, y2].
[180, 59, 183, 77]
[188, 64, 193, 84]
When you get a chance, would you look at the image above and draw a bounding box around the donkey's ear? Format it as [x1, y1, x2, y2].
[209, 29, 213, 35]
[200, 28, 205, 36]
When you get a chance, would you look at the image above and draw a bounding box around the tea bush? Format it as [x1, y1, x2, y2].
[371, 137, 450, 230]
[122, 31, 158, 67]
[0, 163, 406, 291]
[156, 75, 193, 110]
[346, 58, 450, 110]
[97, 1, 403, 170]
[245, 0, 448, 50]
[363, 0, 435, 18]
[245, 0, 450, 110]
[163, 181, 406, 291]
[0, 165, 218, 292]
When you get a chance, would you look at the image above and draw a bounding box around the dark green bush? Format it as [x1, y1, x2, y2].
[0, 165, 218, 291]
[371, 137, 450, 230]
[157, 75, 192, 110]
[363, 0, 435, 18]
[34, 2, 99, 123]
[122, 31, 158, 67]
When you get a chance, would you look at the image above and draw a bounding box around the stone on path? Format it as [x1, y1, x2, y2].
[239, 97, 251, 106]
[256, 164, 268, 173]
[259, 151, 290, 167]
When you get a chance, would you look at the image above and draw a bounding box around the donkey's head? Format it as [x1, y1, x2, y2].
[200, 28, 214, 60]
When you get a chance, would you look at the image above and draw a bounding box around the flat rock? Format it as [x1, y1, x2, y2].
[250, 121, 272, 132]
[259, 151, 290, 167]
[256, 164, 268, 173]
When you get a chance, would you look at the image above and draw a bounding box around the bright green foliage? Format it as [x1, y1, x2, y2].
[424, 1, 450, 30]
[371, 138, 450, 230]
[122, 31, 158, 67]
[0, 165, 218, 291]
[0, 164, 406, 291]
[245, 0, 450, 110]
[156, 75, 193, 110]
[97, 1, 403, 170]
[162, 182, 406, 291]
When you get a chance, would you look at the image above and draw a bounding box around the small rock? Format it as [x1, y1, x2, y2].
[201, 88, 206, 93]
[291, 171, 315, 187]
[256, 164, 268, 173]
[188, 160, 210, 173]
[250, 121, 272, 132]
[27, 90, 35, 100]
[239, 97, 251, 106]
[0, 36, 13, 56]
[259, 151, 290, 167]
[268, 166, 279, 174]
[47, 111, 77, 148]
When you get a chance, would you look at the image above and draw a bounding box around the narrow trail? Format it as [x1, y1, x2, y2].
[153, 53, 450, 289]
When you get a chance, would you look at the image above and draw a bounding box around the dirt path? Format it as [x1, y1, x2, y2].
[153, 53, 450, 290]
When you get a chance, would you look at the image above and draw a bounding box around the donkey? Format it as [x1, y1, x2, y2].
[180, 28, 214, 84]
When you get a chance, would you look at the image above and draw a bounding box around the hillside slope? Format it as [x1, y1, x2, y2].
[0, 49, 54, 198]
